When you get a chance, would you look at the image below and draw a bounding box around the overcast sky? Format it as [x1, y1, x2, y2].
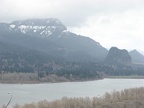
[0, 0, 144, 54]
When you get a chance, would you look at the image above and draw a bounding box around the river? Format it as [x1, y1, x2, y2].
[0, 78, 144, 107]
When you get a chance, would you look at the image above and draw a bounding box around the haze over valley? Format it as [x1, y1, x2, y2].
[0, 18, 144, 83]
[1, 0, 144, 108]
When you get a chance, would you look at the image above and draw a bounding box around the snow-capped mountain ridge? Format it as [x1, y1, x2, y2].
[0, 18, 67, 38]
[0, 18, 109, 62]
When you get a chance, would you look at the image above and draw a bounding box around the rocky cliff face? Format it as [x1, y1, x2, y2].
[105, 47, 132, 66]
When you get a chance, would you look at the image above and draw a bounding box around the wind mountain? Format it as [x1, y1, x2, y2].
[0, 18, 108, 62]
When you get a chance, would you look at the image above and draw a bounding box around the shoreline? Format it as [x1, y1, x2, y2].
[106, 76, 144, 79]
[0, 78, 103, 84]
[0, 76, 144, 84]
[5, 87, 144, 108]
[1, 79, 144, 107]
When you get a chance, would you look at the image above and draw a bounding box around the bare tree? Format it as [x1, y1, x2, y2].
[5, 93, 12, 108]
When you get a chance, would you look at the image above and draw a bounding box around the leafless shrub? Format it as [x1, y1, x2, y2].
[0, 73, 69, 83]
[13, 87, 144, 108]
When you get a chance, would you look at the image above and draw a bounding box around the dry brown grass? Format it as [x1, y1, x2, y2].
[12, 87, 144, 108]
[0, 73, 69, 83]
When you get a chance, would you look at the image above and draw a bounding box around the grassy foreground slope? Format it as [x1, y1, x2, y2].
[5, 87, 144, 108]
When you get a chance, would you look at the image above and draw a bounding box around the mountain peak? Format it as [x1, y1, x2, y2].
[11, 18, 65, 26]
[105, 47, 132, 66]
[0, 18, 67, 38]
[129, 49, 144, 64]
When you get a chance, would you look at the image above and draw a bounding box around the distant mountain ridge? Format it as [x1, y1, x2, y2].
[0, 18, 144, 82]
[0, 18, 144, 64]
[0, 18, 108, 62]
[129, 50, 144, 64]
[0, 18, 66, 38]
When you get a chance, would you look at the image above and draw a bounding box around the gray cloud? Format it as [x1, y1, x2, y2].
[0, 0, 144, 52]
[1, 0, 143, 26]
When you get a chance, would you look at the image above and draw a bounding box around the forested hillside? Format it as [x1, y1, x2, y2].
[0, 18, 144, 83]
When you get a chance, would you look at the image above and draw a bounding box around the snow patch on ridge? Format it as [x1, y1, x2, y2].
[10, 25, 16, 28]
[18, 25, 27, 29]
[4, 19, 67, 39]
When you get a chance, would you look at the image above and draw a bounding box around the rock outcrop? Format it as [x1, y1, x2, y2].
[105, 47, 132, 66]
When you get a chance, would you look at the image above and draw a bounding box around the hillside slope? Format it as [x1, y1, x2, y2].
[0, 18, 108, 62]
[129, 50, 144, 64]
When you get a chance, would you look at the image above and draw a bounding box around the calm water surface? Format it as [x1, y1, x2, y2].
[0, 78, 144, 107]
